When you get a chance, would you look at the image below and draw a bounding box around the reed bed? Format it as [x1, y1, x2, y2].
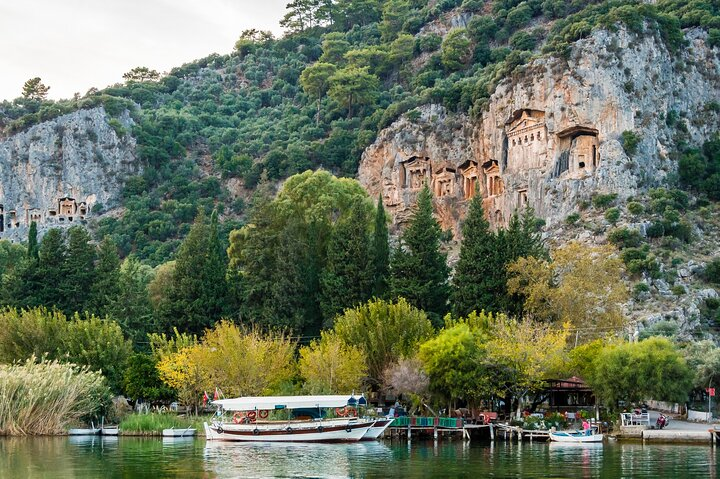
[0, 358, 109, 436]
[119, 413, 201, 434]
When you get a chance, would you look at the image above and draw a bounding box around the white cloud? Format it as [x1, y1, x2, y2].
[0, 0, 287, 100]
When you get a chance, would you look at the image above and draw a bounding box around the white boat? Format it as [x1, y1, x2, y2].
[162, 427, 197, 437]
[206, 394, 374, 443]
[68, 422, 100, 436]
[549, 429, 604, 443]
[101, 425, 119, 436]
[362, 418, 394, 440]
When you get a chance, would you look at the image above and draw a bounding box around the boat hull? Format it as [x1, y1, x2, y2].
[162, 428, 197, 437]
[68, 428, 100, 436]
[549, 431, 604, 443]
[204, 419, 373, 443]
[362, 418, 394, 440]
[100, 427, 119, 436]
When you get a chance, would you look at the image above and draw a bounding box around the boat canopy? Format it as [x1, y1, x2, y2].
[212, 394, 366, 411]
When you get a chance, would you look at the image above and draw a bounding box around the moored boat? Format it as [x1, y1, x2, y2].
[362, 418, 394, 440]
[162, 427, 197, 437]
[549, 429, 604, 443]
[68, 422, 100, 436]
[206, 394, 375, 443]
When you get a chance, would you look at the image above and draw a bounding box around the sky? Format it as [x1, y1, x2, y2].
[0, 0, 288, 101]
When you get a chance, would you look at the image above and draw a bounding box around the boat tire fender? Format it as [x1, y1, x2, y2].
[217, 426, 224, 434]
[253, 428, 260, 436]
[345, 426, 352, 433]
[286, 426, 293, 433]
[317, 426, 324, 433]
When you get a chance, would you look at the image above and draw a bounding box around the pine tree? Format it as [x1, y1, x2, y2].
[320, 198, 373, 325]
[32, 228, 66, 309]
[389, 185, 449, 325]
[27, 221, 39, 262]
[371, 195, 390, 298]
[61, 226, 97, 314]
[109, 256, 155, 349]
[90, 236, 121, 317]
[162, 210, 229, 334]
[451, 194, 500, 317]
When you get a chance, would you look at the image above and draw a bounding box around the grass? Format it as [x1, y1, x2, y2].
[119, 413, 210, 435]
[0, 358, 109, 436]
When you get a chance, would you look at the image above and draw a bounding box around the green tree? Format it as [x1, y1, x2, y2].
[90, 236, 121, 317]
[122, 353, 175, 402]
[441, 28, 473, 71]
[328, 67, 380, 118]
[161, 211, 228, 334]
[109, 256, 155, 348]
[380, 0, 411, 41]
[451, 194, 498, 317]
[390, 186, 450, 325]
[27, 221, 39, 262]
[591, 337, 692, 408]
[300, 62, 337, 125]
[21, 77, 50, 100]
[32, 229, 66, 309]
[319, 197, 373, 325]
[122, 67, 160, 83]
[61, 226, 96, 314]
[371, 195, 390, 298]
[334, 298, 433, 389]
[319, 32, 351, 64]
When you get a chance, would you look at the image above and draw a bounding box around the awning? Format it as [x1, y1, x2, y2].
[212, 394, 365, 411]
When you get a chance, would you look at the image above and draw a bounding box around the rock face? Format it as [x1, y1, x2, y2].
[0, 107, 138, 241]
[359, 28, 720, 236]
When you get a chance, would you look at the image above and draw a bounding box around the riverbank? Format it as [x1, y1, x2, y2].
[115, 413, 210, 437]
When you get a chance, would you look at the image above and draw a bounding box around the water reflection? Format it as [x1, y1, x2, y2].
[204, 441, 392, 478]
[0, 437, 716, 478]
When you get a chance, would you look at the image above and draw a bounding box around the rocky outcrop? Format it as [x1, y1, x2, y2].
[0, 107, 139, 241]
[359, 28, 720, 235]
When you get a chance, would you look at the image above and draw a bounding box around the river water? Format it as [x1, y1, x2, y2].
[0, 436, 716, 478]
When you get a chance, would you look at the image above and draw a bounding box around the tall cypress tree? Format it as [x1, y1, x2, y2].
[389, 185, 449, 325]
[163, 210, 229, 334]
[27, 221, 39, 262]
[91, 236, 121, 317]
[450, 194, 500, 317]
[320, 197, 373, 326]
[32, 228, 66, 309]
[61, 226, 97, 314]
[371, 195, 390, 298]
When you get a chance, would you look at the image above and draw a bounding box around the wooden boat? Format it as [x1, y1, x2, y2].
[362, 418, 394, 440]
[549, 429, 604, 443]
[68, 421, 100, 436]
[100, 425, 119, 436]
[205, 394, 375, 443]
[162, 427, 197, 437]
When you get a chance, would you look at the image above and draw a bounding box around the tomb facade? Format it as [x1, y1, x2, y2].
[505, 110, 548, 171]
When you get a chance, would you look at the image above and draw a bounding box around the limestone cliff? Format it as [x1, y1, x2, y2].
[0, 107, 139, 241]
[359, 28, 720, 236]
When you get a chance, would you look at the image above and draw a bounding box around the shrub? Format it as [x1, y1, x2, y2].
[706, 258, 720, 284]
[671, 285, 686, 296]
[605, 207, 621, 224]
[627, 201, 644, 215]
[607, 227, 643, 249]
[633, 282, 650, 297]
[592, 193, 617, 209]
[565, 212, 581, 225]
[621, 130, 641, 156]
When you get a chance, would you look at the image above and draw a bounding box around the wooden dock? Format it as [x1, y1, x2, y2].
[386, 417, 494, 441]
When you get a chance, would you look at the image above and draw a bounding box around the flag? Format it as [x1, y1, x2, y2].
[203, 391, 209, 406]
[213, 387, 219, 401]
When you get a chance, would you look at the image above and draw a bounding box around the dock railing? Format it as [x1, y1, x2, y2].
[621, 412, 650, 426]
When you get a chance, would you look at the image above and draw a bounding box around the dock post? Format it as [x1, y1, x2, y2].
[489, 423, 495, 441]
[434, 426, 438, 440]
[407, 422, 411, 441]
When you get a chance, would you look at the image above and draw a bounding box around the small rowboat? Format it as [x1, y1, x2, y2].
[549, 429, 604, 443]
[68, 422, 100, 436]
[162, 427, 197, 437]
